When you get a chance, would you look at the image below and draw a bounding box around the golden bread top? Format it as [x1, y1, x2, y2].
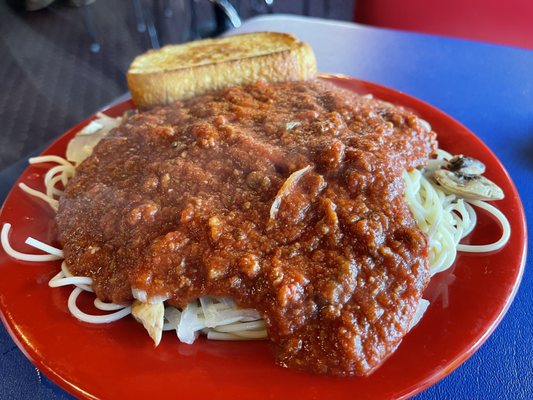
[127, 31, 317, 107]
[129, 32, 307, 73]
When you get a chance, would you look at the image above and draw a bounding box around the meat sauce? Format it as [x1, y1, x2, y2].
[56, 80, 437, 376]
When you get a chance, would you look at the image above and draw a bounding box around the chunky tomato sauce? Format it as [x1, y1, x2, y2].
[56, 80, 436, 376]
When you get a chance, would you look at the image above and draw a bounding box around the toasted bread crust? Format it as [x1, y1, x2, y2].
[127, 32, 317, 108]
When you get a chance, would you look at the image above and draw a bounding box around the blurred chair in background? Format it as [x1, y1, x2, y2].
[7, 0, 341, 52]
[133, 0, 337, 48]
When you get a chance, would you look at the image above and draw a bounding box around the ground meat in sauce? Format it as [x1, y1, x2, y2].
[56, 79, 437, 376]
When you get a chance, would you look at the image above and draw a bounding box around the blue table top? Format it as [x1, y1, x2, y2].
[1, 15, 532, 399]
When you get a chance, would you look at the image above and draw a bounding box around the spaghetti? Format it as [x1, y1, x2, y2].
[0, 111, 511, 346]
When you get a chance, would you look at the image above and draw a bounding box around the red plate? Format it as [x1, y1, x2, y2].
[0, 75, 527, 399]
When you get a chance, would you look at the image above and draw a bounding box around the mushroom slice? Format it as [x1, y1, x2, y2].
[131, 300, 165, 346]
[434, 170, 504, 201]
[447, 155, 486, 175]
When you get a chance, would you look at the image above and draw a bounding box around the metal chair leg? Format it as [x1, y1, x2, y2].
[79, 3, 101, 53]
[132, 0, 147, 32]
[210, 0, 242, 34]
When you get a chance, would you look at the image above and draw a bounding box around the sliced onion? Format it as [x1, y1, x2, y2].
[270, 165, 313, 220]
[66, 113, 122, 165]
